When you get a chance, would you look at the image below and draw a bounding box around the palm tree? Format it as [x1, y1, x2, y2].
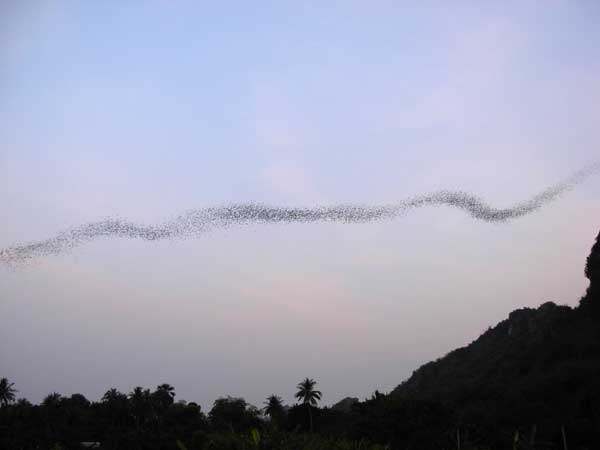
[16, 398, 31, 407]
[153, 383, 175, 411]
[129, 387, 152, 431]
[294, 378, 321, 432]
[0, 378, 17, 407]
[102, 388, 128, 427]
[102, 388, 126, 404]
[156, 383, 175, 398]
[263, 394, 284, 427]
[42, 392, 63, 408]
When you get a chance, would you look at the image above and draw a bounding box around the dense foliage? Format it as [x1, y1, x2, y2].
[1, 232, 599, 449]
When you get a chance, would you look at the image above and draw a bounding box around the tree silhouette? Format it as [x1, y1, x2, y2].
[263, 394, 285, 428]
[153, 383, 175, 412]
[102, 388, 128, 427]
[102, 388, 126, 404]
[0, 378, 17, 407]
[129, 387, 152, 431]
[16, 398, 31, 407]
[295, 378, 321, 432]
[208, 396, 260, 432]
[42, 392, 62, 408]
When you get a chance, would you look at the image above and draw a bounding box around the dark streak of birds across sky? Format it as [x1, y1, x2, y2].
[1, 162, 599, 267]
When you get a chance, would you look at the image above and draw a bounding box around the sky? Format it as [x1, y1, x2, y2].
[1, 1, 599, 410]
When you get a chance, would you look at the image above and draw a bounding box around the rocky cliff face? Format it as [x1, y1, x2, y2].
[581, 230, 600, 312]
[585, 231, 600, 282]
[391, 230, 600, 430]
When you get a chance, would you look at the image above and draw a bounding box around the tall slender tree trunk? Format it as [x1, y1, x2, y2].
[308, 403, 313, 433]
[561, 425, 568, 450]
[529, 424, 537, 447]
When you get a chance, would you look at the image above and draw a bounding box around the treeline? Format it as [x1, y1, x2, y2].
[1, 377, 598, 449]
[0, 377, 501, 449]
[3, 378, 381, 450]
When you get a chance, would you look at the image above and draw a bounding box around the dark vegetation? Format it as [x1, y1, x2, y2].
[1, 231, 599, 449]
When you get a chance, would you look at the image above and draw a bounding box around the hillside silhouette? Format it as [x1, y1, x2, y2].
[383, 230, 600, 447]
[1, 231, 599, 449]
[392, 229, 600, 416]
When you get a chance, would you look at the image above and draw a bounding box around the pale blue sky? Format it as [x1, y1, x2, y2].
[1, 1, 599, 409]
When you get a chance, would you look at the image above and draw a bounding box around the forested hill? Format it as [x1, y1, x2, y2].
[390, 230, 600, 432]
